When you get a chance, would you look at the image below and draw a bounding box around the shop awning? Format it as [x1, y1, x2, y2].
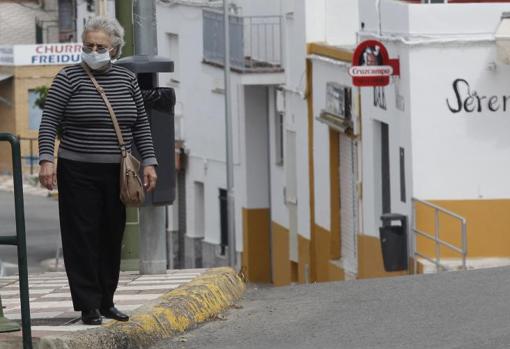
[317, 111, 353, 134]
[0, 73, 12, 83]
[496, 12, 510, 64]
[0, 74, 13, 106]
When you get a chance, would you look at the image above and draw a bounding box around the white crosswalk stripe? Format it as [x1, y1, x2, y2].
[0, 270, 205, 322]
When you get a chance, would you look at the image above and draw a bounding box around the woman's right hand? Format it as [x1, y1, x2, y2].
[39, 161, 56, 190]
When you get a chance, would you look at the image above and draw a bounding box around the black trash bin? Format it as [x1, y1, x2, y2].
[379, 213, 408, 271]
[115, 55, 176, 206]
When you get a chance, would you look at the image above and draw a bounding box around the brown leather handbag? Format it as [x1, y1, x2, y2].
[82, 63, 145, 206]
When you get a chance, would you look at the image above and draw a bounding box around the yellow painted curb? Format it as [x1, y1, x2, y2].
[38, 267, 245, 349]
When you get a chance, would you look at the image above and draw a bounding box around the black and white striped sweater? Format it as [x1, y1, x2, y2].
[38, 63, 157, 166]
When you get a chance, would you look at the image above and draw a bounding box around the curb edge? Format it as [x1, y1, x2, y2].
[38, 267, 245, 349]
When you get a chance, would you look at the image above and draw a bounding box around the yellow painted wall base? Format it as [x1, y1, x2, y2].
[271, 222, 291, 286]
[329, 261, 345, 281]
[291, 261, 299, 283]
[0, 65, 61, 174]
[357, 234, 408, 279]
[298, 234, 311, 283]
[313, 225, 332, 282]
[416, 199, 510, 259]
[271, 222, 344, 285]
[242, 208, 271, 283]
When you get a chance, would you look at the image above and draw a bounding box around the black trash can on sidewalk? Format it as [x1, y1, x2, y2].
[379, 213, 408, 272]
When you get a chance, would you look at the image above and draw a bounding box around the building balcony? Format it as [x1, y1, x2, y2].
[203, 9, 284, 73]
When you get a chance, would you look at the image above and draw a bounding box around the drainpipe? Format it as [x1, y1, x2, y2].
[223, 0, 236, 268]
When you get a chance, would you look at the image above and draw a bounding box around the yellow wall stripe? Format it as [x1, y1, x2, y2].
[242, 208, 271, 283]
[271, 221, 291, 286]
[329, 129, 341, 260]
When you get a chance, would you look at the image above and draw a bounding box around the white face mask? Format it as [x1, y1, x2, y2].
[81, 51, 111, 70]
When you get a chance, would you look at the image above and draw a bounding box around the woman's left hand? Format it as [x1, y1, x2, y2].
[143, 165, 157, 192]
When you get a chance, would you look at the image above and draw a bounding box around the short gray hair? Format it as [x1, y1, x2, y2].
[82, 16, 125, 59]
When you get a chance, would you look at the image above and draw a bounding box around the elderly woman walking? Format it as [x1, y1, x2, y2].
[38, 17, 158, 325]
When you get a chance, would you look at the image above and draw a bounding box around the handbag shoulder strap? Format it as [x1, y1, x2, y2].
[81, 63, 127, 158]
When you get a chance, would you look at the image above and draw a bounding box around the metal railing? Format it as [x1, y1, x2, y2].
[412, 198, 467, 273]
[0, 133, 32, 348]
[18, 136, 38, 175]
[203, 9, 283, 72]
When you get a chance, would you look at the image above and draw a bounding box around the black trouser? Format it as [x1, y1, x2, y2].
[57, 158, 126, 311]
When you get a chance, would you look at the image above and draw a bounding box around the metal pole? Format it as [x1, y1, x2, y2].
[413, 201, 418, 274]
[434, 210, 440, 272]
[133, 0, 157, 56]
[116, 0, 140, 271]
[12, 136, 32, 349]
[0, 134, 32, 346]
[462, 220, 467, 270]
[224, 0, 236, 267]
[116, 0, 134, 57]
[133, 0, 167, 274]
[96, 0, 108, 16]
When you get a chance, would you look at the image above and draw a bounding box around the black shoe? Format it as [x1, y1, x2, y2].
[100, 306, 129, 322]
[81, 309, 102, 325]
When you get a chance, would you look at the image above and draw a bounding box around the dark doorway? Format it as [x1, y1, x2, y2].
[381, 122, 391, 214]
[219, 189, 228, 255]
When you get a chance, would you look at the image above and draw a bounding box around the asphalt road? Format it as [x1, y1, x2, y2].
[151, 267, 510, 349]
[0, 191, 60, 274]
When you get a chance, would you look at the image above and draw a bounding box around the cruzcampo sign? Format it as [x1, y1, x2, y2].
[349, 40, 400, 87]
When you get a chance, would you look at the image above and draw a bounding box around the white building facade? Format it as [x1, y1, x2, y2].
[359, 0, 510, 273]
[156, 0, 360, 284]
[156, 0, 510, 283]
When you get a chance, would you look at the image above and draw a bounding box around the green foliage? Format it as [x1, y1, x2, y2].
[33, 85, 49, 109]
[32, 85, 62, 138]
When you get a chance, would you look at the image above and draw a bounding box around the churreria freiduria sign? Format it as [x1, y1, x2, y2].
[349, 40, 400, 87]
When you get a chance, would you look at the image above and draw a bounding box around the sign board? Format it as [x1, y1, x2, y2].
[318, 82, 354, 134]
[325, 82, 351, 119]
[0, 44, 82, 66]
[349, 40, 399, 87]
[0, 46, 14, 65]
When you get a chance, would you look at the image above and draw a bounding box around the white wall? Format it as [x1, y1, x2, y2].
[76, 2, 95, 39]
[274, 0, 360, 241]
[76, 0, 116, 40]
[359, 0, 409, 36]
[156, 2, 288, 253]
[409, 46, 510, 200]
[325, 0, 359, 46]
[312, 61, 332, 231]
[244, 86, 270, 209]
[303, 0, 359, 45]
[359, 0, 510, 240]
[0, 3, 58, 44]
[157, 4, 245, 252]
[304, 0, 326, 43]
[406, 2, 510, 200]
[269, 87, 289, 228]
[312, 58, 356, 229]
[279, 0, 311, 239]
[311, 56, 360, 273]
[357, 0, 414, 237]
[235, 0, 281, 16]
[409, 3, 507, 35]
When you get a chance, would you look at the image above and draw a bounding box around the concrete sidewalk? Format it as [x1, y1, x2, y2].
[0, 267, 245, 349]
